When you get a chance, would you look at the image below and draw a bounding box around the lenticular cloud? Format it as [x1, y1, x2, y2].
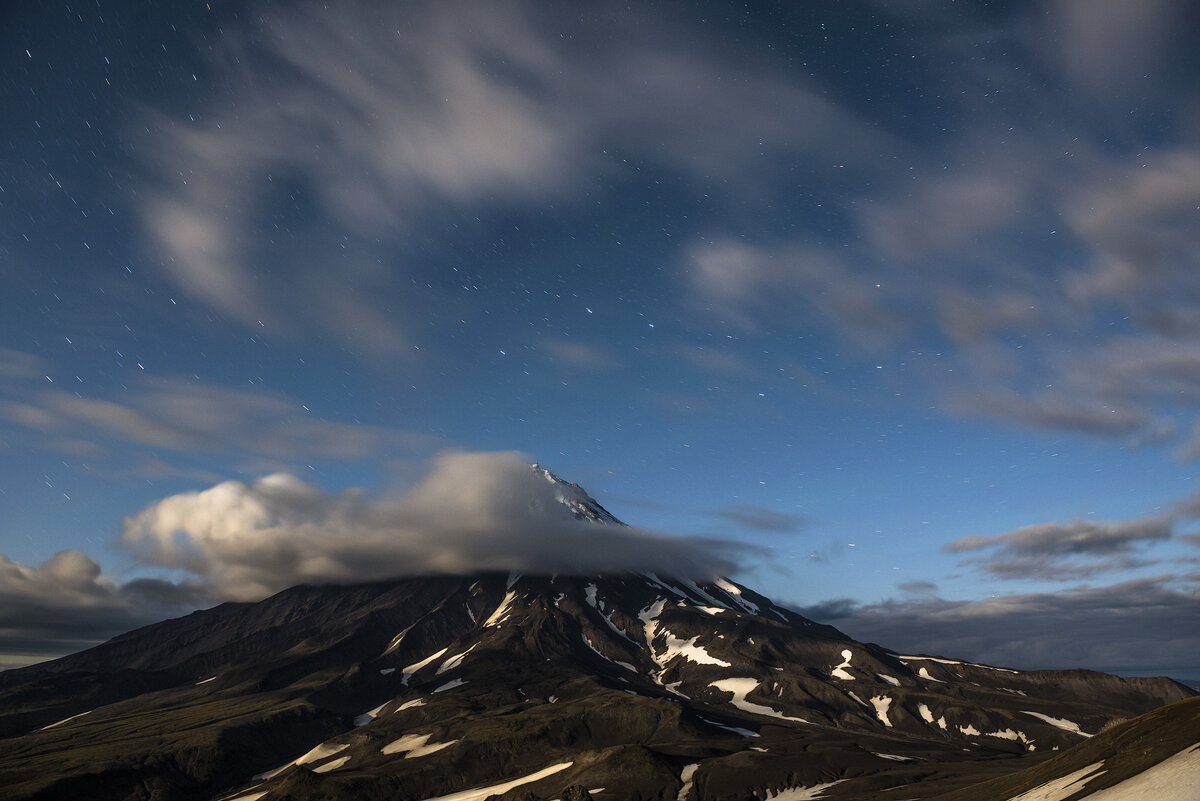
[120, 451, 744, 602]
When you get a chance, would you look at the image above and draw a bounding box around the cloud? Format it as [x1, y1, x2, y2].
[710, 504, 805, 534]
[944, 517, 1174, 581]
[137, 0, 887, 356]
[0, 551, 200, 665]
[120, 451, 749, 602]
[686, 238, 906, 349]
[1042, 0, 1187, 99]
[795, 575, 1200, 672]
[0, 373, 440, 470]
[537, 338, 620, 371]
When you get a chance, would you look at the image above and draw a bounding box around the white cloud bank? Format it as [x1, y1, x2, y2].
[120, 451, 745, 602]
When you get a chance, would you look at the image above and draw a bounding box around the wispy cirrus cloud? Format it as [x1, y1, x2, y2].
[0, 365, 440, 473]
[137, 0, 888, 358]
[675, 1, 1200, 454]
[709, 504, 806, 534]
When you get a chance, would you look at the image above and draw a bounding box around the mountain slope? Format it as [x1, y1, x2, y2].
[0, 571, 1190, 801]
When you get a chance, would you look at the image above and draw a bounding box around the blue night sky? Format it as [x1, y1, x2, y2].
[2, 1, 1199, 674]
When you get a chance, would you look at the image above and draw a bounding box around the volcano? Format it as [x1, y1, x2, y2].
[0, 467, 1192, 801]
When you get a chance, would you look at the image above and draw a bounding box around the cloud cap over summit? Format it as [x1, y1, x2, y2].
[120, 451, 747, 601]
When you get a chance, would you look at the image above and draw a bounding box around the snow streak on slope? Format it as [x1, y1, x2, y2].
[585, 582, 637, 642]
[709, 678, 808, 724]
[415, 761, 574, 801]
[1003, 763, 1105, 801]
[1021, 711, 1092, 737]
[403, 647, 450, 685]
[483, 591, 518, 627]
[381, 733, 458, 758]
[437, 644, 478, 675]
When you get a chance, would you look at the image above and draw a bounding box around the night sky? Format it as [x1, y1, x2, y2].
[3, 1, 1199, 675]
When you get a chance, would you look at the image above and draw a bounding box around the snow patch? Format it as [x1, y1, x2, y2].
[917, 703, 934, 723]
[380, 668, 396, 676]
[414, 761, 573, 801]
[1001, 762, 1104, 801]
[396, 698, 426, 711]
[312, 755, 350, 773]
[1021, 711, 1092, 737]
[918, 666, 944, 682]
[699, 717, 759, 737]
[870, 695, 893, 726]
[677, 762, 699, 801]
[195, 676, 217, 685]
[715, 577, 760, 614]
[403, 647, 449, 685]
[296, 742, 349, 766]
[831, 649, 855, 680]
[437, 643, 478, 675]
[959, 723, 982, 736]
[581, 633, 634, 672]
[432, 678, 467, 693]
[639, 598, 731, 680]
[384, 623, 414, 655]
[709, 677, 809, 724]
[987, 728, 1035, 750]
[898, 655, 1018, 674]
[764, 780, 847, 800]
[354, 700, 390, 726]
[874, 753, 914, 761]
[483, 591, 518, 627]
[382, 733, 458, 758]
[876, 673, 900, 686]
[38, 710, 93, 731]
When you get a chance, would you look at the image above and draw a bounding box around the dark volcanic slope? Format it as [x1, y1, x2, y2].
[0, 572, 1191, 801]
